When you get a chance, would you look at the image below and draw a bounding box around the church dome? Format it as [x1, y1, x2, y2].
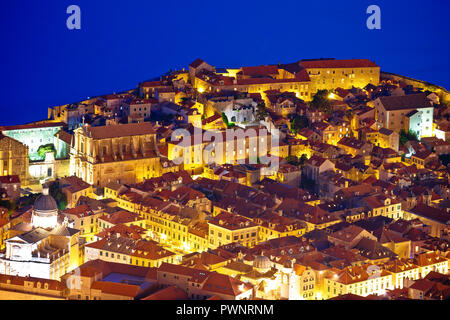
[253, 253, 271, 271]
[32, 186, 59, 229]
[34, 191, 58, 212]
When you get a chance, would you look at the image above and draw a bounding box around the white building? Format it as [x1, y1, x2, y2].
[0, 187, 80, 280]
[214, 98, 258, 127]
[370, 93, 434, 138]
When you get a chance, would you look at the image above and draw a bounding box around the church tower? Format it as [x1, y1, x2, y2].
[280, 259, 300, 300]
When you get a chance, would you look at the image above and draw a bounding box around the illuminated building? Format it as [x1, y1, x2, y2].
[382, 259, 420, 289]
[0, 122, 68, 162]
[255, 212, 307, 242]
[413, 252, 448, 278]
[123, 97, 157, 123]
[324, 264, 394, 299]
[378, 128, 400, 152]
[167, 128, 272, 174]
[157, 262, 254, 300]
[406, 204, 450, 238]
[61, 259, 156, 300]
[0, 274, 67, 300]
[98, 210, 147, 233]
[312, 120, 350, 146]
[371, 93, 434, 137]
[0, 175, 21, 200]
[299, 59, 380, 91]
[59, 176, 93, 208]
[84, 235, 180, 268]
[359, 194, 403, 220]
[61, 205, 103, 243]
[337, 137, 373, 160]
[0, 186, 81, 280]
[0, 214, 10, 252]
[0, 133, 29, 184]
[208, 212, 259, 249]
[70, 122, 160, 187]
[265, 92, 298, 117]
[189, 59, 313, 100]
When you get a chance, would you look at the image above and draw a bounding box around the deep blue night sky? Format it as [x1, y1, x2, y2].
[0, 0, 449, 126]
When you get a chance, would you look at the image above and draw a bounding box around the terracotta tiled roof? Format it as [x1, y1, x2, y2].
[141, 286, 188, 300]
[189, 58, 206, 68]
[0, 175, 20, 184]
[409, 204, 450, 225]
[378, 93, 432, 111]
[329, 225, 368, 243]
[0, 122, 66, 131]
[62, 204, 96, 218]
[414, 252, 447, 267]
[99, 210, 143, 225]
[85, 122, 156, 139]
[209, 212, 257, 230]
[158, 263, 210, 281]
[300, 59, 378, 69]
[0, 274, 67, 291]
[96, 223, 147, 240]
[91, 281, 141, 298]
[241, 65, 279, 76]
[201, 272, 253, 297]
[409, 279, 435, 292]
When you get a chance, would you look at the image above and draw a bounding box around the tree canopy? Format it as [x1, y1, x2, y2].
[399, 129, 418, 146]
[222, 113, 235, 128]
[37, 143, 56, 159]
[49, 181, 67, 210]
[256, 102, 268, 121]
[290, 115, 309, 135]
[309, 90, 331, 113]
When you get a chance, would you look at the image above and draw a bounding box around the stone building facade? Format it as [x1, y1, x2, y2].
[0, 133, 29, 184]
[70, 123, 161, 187]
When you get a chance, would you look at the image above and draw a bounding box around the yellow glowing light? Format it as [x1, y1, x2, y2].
[328, 93, 337, 100]
[182, 242, 191, 252]
[198, 87, 205, 93]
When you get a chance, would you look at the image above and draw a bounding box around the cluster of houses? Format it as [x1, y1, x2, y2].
[0, 57, 449, 300]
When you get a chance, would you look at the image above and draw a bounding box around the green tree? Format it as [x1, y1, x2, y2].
[0, 200, 17, 216]
[399, 129, 419, 146]
[18, 193, 41, 208]
[286, 156, 300, 166]
[299, 154, 308, 166]
[310, 90, 331, 113]
[222, 113, 229, 126]
[37, 143, 56, 159]
[256, 102, 268, 121]
[221, 113, 235, 128]
[49, 181, 67, 210]
[290, 115, 309, 135]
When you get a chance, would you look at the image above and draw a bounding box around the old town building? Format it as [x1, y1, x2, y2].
[70, 122, 160, 187]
